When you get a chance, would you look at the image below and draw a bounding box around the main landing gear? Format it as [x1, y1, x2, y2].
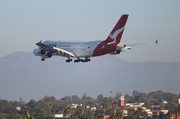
[66, 58, 91, 63]
[66, 58, 72, 63]
[74, 58, 90, 63]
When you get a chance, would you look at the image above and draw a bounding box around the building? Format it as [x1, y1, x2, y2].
[119, 96, 125, 107]
[170, 115, 180, 119]
[51, 114, 63, 119]
[177, 98, 180, 104]
[118, 96, 153, 116]
[98, 115, 109, 119]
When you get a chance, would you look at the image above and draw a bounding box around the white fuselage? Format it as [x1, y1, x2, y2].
[37, 40, 102, 57]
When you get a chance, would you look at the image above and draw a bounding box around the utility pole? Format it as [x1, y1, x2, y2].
[2, 108, 4, 119]
[110, 91, 112, 98]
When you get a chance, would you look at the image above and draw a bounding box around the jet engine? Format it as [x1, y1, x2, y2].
[109, 50, 121, 55]
[33, 49, 45, 56]
[40, 50, 45, 55]
[33, 49, 52, 58]
[45, 52, 52, 58]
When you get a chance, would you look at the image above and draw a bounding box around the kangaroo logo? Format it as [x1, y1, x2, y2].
[108, 26, 124, 44]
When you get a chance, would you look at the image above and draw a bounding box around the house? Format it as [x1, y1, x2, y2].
[16, 106, 21, 111]
[90, 107, 97, 111]
[71, 104, 78, 108]
[170, 115, 180, 119]
[51, 114, 63, 119]
[177, 98, 180, 104]
[98, 115, 109, 119]
[160, 110, 169, 114]
[119, 96, 153, 116]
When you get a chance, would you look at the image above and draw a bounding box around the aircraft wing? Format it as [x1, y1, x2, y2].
[36, 41, 76, 57]
[127, 39, 158, 47]
[106, 39, 158, 52]
[121, 39, 158, 51]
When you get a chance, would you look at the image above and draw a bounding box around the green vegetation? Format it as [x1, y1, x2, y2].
[0, 91, 180, 119]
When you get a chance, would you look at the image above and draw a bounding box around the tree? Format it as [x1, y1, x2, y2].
[61, 96, 72, 105]
[44, 116, 54, 119]
[97, 94, 103, 103]
[133, 91, 147, 103]
[76, 108, 84, 119]
[132, 90, 138, 97]
[109, 111, 124, 119]
[115, 112, 124, 119]
[41, 96, 56, 115]
[141, 111, 148, 119]
[0, 99, 19, 118]
[115, 92, 122, 99]
[124, 94, 134, 103]
[101, 97, 109, 109]
[168, 105, 180, 118]
[178, 93, 180, 98]
[133, 107, 145, 119]
[26, 100, 37, 108]
[152, 111, 158, 119]
[159, 111, 165, 116]
[85, 96, 95, 106]
[19, 112, 35, 119]
[64, 106, 72, 118]
[108, 99, 113, 107]
[108, 99, 114, 115]
[143, 102, 152, 109]
[135, 107, 143, 114]
[147, 90, 163, 99]
[81, 93, 86, 105]
[162, 93, 178, 102]
[71, 95, 81, 104]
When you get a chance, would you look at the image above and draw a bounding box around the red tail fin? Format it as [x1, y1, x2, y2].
[105, 14, 128, 45]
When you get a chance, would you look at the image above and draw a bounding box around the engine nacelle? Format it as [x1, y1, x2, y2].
[109, 50, 121, 55]
[33, 49, 45, 56]
[45, 52, 52, 58]
[33, 49, 52, 58]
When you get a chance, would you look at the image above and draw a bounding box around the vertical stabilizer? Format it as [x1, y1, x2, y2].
[105, 14, 128, 45]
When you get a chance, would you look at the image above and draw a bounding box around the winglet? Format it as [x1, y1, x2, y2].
[36, 40, 42, 45]
[39, 40, 42, 43]
[155, 39, 158, 44]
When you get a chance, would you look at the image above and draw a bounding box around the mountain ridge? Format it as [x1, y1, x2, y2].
[0, 52, 179, 101]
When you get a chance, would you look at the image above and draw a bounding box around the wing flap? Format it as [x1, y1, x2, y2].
[53, 47, 75, 57]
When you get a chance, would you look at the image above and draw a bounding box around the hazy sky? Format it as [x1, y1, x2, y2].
[0, 0, 180, 62]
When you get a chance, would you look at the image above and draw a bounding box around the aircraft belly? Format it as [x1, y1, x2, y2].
[74, 50, 93, 57]
[73, 44, 94, 57]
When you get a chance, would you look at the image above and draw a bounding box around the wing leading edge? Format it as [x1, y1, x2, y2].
[36, 41, 76, 58]
[107, 39, 158, 54]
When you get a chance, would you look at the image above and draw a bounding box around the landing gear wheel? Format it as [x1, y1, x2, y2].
[66, 60, 70, 63]
[116, 50, 121, 54]
[41, 58, 45, 61]
[66, 58, 72, 63]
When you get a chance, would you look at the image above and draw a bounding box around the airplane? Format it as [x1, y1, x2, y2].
[33, 14, 158, 63]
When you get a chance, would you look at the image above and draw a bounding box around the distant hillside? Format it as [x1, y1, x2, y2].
[0, 52, 180, 101]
